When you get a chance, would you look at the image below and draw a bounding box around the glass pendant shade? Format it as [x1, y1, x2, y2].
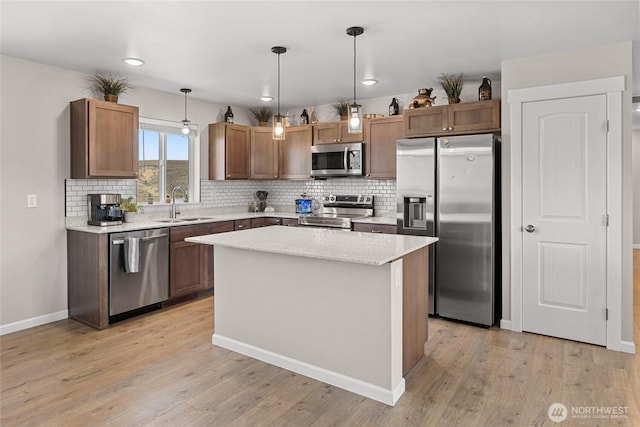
[272, 114, 285, 140]
[348, 103, 362, 134]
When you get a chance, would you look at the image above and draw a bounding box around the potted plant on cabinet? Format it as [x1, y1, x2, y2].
[333, 99, 350, 120]
[89, 72, 132, 103]
[120, 197, 141, 222]
[249, 107, 273, 126]
[438, 73, 464, 104]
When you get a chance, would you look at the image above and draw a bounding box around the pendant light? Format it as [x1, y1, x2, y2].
[180, 88, 192, 135]
[346, 26, 364, 134]
[271, 46, 287, 140]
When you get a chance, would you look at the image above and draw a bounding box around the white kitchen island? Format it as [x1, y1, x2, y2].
[186, 226, 437, 406]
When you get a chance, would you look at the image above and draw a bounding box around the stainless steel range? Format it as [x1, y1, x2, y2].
[298, 194, 374, 229]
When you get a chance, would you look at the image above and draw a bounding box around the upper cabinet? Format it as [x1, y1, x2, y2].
[70, 98, 139, 179]
[250, 125, 313, 180]
[250, 126, 278, 179]
[209, 123, 250, 180]
[279, 125, 312, 179]
[313, 121, 363, 144]
[364, 116, 404, 179]
[404, 99, 500, 137]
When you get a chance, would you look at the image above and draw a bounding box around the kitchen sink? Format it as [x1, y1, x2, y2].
[155, 216, 216, 223]
[181, 216, 216, 221]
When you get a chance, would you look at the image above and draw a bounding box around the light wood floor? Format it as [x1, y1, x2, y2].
[2, 250, 639, 426]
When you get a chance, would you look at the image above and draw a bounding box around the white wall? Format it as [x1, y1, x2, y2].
[0, 55, 244, 330]
[501, 40, 634, 342]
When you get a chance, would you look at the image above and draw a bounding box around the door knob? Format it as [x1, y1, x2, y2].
[525, 224, 535, 233]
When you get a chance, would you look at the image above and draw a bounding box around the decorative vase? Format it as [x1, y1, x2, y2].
[448, 97, 461, 104]
[104, 94, 118, 103]
[259, 122, 267, 127]
[340, 115, 348, 121]
[124, 211, 136, 222]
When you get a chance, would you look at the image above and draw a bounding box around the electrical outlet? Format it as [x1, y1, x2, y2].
[27, 194, 37, 208]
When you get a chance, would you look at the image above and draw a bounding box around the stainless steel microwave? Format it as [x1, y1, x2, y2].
[310, 142, 364, 177]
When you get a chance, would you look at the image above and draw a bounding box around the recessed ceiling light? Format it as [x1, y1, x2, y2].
[260, 95, 273, 102]
[123, 57, 145, 66]
[360, 79, 378, 86]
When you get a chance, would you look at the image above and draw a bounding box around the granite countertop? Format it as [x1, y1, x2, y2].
[66, 211, 300, 234]
[186, 226, 437, 266]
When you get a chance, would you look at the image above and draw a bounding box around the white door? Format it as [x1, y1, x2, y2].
[521, 94, 608, 346]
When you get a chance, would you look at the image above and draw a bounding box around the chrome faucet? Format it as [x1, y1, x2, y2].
[170, 186, 185, 219]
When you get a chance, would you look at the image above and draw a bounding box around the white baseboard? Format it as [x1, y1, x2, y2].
[633, 244, 640, 249]
[0, 310, 68, 336]
[212, 333, 405, 406]
[499, 319, 512, 330]
[608, 340, 636, 354]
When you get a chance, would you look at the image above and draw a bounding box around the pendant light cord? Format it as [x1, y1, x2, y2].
[184, 92, 188, 121]
[277, 52, 281, 117]
[352, 33, 357, 105]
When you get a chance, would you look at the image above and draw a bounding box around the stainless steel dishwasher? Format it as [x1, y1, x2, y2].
[109, 228, 169, 316]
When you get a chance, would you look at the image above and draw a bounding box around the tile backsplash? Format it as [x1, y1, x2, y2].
[66, 178, 397, 219]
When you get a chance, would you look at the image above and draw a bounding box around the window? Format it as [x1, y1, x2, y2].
[137, 118, 199, 204]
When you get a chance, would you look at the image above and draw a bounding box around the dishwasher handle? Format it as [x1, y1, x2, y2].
[112, 233, 168, 245]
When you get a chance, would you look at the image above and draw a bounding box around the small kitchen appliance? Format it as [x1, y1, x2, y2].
[88, 193, 124, 226]
[310, 142, 364, 177]
[295, 198, 313, 214]
[298, 194, 373, 229]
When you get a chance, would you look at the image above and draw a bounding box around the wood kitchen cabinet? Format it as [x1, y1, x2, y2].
[403, 99, 500, 137]
[67, 230, 110, 329]
[234, 219, 252, 231]
[281, 218, 299, 227]
[364, 116, 404, 179]
[209, 123, 250, 180]
[313, 121, 363, 144]
[353, 223, 397, 234]
[169, 221, 234, 298]
[250, 125, 313, 180]
[250, 127, 278, 179]
[279, 125, 312, 179]
[70, 98, 139, 179]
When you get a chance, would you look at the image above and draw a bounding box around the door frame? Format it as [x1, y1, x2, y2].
[508, 76, 631, 353]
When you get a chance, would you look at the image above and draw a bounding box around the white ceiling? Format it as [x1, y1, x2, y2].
[1, 1, 639, 112]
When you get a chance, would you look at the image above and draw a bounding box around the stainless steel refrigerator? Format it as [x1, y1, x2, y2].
[396, 134, 500, 326]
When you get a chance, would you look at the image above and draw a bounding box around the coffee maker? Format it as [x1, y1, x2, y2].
[87, 194, 124, 226]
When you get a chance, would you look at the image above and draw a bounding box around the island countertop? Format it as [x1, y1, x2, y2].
[186, 225, 437, 266]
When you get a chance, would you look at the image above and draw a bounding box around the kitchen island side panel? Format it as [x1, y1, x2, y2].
[212, 246, 404, 402]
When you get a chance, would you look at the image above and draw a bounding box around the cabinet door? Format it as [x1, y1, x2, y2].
[364, 116, 403, 179]
[250, 127, 278, 179]
[234, 219, 251, 230]
[202, 245, 214, 290]
[447, 100, 500, 134]
[338, 120, 363, 143]
[313, 122, 340, 144]
[403, 106, 448, 137]
[71, 98, 139, 179]
[281, 218, 299, 227]
[265, 217, 283, 226]
[170, 241, 205, 297]
[251, 218, 267, 228]
[225, 124, 250, 179]
[280, 125, 312, 179]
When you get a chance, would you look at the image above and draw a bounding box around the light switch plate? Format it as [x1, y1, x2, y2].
[27, 194, 37, 208]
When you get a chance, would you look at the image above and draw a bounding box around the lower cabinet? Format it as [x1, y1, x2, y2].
[352, 223, 397, 234]
[169, 221, 233, 298]
[281, 218, 299, 227]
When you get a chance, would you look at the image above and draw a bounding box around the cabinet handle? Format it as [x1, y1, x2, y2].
[370, 230, 382, 233]
[227, 174, 231, 178]
[448, 127, 453, 131]
[442, 127, 447, 131]
[237, 224, 245, 229]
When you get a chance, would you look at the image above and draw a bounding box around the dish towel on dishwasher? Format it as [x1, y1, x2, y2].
[124, 237, 140, 273]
